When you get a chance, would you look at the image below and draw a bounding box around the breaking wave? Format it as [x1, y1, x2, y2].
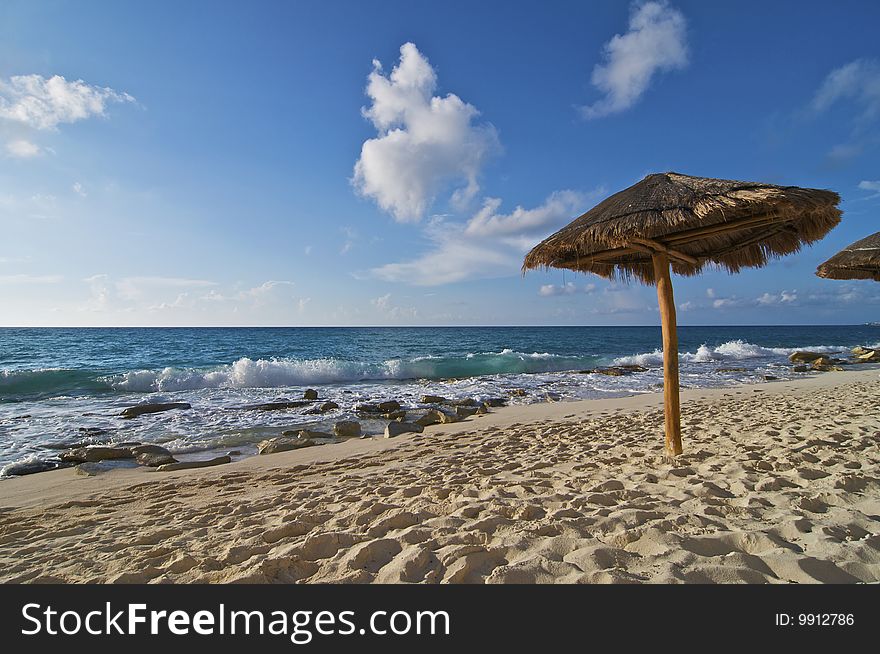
[613, 339, 850, 367]
[106, 350, 600, 392]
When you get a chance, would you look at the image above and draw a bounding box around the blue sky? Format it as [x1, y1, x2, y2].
[1, 0, 878, 326]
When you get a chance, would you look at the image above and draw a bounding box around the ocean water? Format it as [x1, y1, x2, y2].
[1, 325, 878, 476]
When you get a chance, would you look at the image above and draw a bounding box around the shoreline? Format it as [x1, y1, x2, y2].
[1, 366, 877, 511]
[1, 366, 878, 583]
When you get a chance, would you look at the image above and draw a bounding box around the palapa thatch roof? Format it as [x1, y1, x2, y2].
[522, 172, 841, 284]
[816, 231, 880, 281]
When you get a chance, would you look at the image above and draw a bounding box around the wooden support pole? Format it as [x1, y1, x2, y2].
[652, 251, 683, 458]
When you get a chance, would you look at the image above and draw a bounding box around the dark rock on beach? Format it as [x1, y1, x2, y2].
[303, 389, 319, 400]
[258, 437, 317, 455]
[414, 409, 445, 427]
[137, 452, 177, 467]
[334, 420, 362, 439]
[420, 395, 447, 404]
[121, 402, 191, 419]
[377, 400, 401, 412]
[60, 446, 135, 463]
[456, 405, 479, 418]
[789, 351, 828, 364]
[130, 444, 176, 467]
[302, 402, 337, 415]
[356, 403, 380, 414]
[3, 459, 63, 476]
[156, 456, 231, 472]
[384, 421, 424, 438]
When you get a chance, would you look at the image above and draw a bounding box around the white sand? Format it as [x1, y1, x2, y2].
[1, 368, 878, 584]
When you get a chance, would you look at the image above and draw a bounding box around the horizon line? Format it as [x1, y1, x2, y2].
[0, 323, 875, 329]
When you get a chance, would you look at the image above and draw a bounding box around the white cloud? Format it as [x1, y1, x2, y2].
[372, 220, 515, 286]
[370, 189, 598, 286]
[245, 280, 294, 295]
[810, 59, 880, 161]
[79, 276, 298, 315]
[353, 42, 499, 222]
[5, 139, 42, 158]
[581, 1, 688, 119]
[115, 276, 217, 301]
[371, 292, 418, 320]
[757, 290, 797, 305]
[712, 297, 740, 309]
[148, 292, 191, 312]
[372, 293, 392, 310]
[859, 179, 880, 198]
[298, 297, 311, 312]
[72, 182, 87, 197]
[464, 190, 591, 244]
[0, 74, 134, 131]
[812, 59, 880, 120]
[539, 282, 596, 296]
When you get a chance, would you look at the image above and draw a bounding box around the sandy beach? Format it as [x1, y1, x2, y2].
[1, 368, 878, 584]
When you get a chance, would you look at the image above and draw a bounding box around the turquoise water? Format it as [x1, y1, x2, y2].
[1, 326, 877, 474]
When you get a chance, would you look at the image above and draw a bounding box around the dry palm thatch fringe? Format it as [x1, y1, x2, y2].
[816, 231, 880, 281]
[523, 172, 842, 284]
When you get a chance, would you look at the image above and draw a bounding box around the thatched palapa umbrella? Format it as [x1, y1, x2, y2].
[523, 172, 841, 458]
[816, 231, 880, 281]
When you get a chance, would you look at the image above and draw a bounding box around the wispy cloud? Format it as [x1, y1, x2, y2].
[5, 139, 42, 158]
[756, 290, 797, 305]
[811, 59, 880, 120]
[464, 189, 597, 246]
[371, 293, 418, 321]
[79, 275, 297, 314]
[810, 58, 880, 161]
[580, 1, 688, 119]
[340, 227, 357, 255]
[681, 286, 879, 312]
[538, 282, 596, 296]
[353, 42, 500, 222]
[858, 179, 880, 199]
[371, 189, 592, 286]
[115, 276, 217, 301]
[0, 74, 134, 131]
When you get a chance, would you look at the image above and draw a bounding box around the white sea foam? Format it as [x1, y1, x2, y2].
[612, 339, 851, 367]
[106, 350, 583, 392]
